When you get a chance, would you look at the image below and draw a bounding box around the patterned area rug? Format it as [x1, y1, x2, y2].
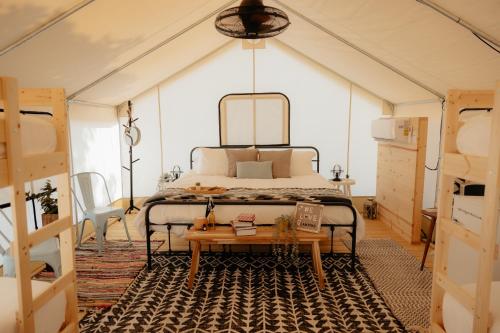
[358, 239, 432, 331]
[80, 254, 406, 333]
[37, 239, 163, 309]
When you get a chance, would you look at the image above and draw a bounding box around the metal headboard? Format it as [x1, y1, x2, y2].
[190, 145, 320, 173]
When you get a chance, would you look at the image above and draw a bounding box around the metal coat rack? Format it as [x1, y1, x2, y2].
[122, 101, 140, 214]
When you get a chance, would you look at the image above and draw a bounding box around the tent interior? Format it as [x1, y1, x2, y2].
[0, 0, 499, 332]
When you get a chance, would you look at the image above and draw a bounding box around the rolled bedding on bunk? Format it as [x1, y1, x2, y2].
[0, 113, 56, 158]
[456, 113, 491, 157]
[443, 281, 500, 333]
[0, 277, 66, 333]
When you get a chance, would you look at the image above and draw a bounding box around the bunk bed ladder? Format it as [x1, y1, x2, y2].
[430, 83, 500, 333]
[1, 77, 79, 333]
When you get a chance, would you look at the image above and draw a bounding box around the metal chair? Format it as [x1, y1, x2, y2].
[1, 209, 62, 277]
[71, 172, 131, 254]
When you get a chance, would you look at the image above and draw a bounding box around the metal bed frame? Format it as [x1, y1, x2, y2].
[145, 146, 358, 271]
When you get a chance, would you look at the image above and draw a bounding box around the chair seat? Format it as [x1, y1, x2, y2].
[31, 237, 59, 256]
[84, 206, 125, 220]
[3, 238, 61, 277]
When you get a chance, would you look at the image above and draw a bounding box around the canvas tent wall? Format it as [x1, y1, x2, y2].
[0, 0, 498, 106]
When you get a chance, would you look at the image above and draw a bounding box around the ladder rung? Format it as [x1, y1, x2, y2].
[33, 270, 75, 311]
[431, 322, 446, 333]
[28, 216, 71, 248]
[440, 218, 499, 259]
[23, 152, 67, 181]
[440, 218, 480, 250]
[442, 153, 488, 183]
[436, 272, 475, 313]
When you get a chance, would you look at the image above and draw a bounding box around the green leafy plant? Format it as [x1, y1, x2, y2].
[37, 180, 58, 214]
[272, 214, 299, 264]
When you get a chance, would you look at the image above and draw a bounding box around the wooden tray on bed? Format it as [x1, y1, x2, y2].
[185, 186, 227, 194]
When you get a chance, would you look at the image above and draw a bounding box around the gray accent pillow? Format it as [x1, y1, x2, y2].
[258, 149, 292, 178]
[236, 161, 273, 179]
[225, 148, 258, 177]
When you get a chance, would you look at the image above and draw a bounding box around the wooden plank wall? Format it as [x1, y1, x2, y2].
[376, 117, 428, 243]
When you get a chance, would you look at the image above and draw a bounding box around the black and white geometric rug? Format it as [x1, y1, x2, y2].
[80, 254, 406, 333]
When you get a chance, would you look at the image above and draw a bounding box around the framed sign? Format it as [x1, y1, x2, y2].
[295, 202, 323, 233]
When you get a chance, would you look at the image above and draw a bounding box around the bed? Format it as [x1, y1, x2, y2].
[135, 146, 363, 271]
[0, 277, 66, 333]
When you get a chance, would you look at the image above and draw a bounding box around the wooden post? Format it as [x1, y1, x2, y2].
[52, 89, 79, 331]
[3, 77, 36, 332]
[472, 82, 500, 332]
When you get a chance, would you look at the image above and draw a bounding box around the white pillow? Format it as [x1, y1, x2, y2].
[290, 150, 315, 176]
[194, 148, 228, 175]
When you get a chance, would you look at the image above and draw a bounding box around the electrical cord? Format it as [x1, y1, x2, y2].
[425, 99, 445, 171]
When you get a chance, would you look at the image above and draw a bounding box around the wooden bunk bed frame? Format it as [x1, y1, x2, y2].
[0, 77, 78, 332]
[431, 82, 500, 333]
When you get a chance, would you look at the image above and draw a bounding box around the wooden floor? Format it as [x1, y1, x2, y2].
[103, 213, 434, 270]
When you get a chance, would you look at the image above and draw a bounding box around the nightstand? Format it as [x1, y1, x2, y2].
[330, 178, 355, 198]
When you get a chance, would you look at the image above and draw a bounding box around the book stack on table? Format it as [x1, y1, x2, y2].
[231, 213, 256, 236]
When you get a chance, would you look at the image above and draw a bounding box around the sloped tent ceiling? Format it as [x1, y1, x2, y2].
[0, 0, 499, 106]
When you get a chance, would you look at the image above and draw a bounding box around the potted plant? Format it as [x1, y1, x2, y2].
[38, 180, 58, 226]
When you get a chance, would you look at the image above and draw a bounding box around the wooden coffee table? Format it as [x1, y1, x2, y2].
[185, 226, 329, 289]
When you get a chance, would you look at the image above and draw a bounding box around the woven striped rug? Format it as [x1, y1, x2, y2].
[37, 239, 163, 309]
[357, 239, 432, 332]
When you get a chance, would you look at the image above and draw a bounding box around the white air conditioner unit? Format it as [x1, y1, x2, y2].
[371, 117, 396, 140]
[371, 117, 413, 142]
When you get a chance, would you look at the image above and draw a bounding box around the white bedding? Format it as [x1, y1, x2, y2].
[443, 281, 500, 333]
[0, 277, 66, 333]
[0, 113, 57, 158]
[134, 172, 365, 240]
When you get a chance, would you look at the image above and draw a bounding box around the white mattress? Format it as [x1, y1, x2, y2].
[0, 277, 66, 333]
[0, 113, 57, 158]
[135, 172, 365, 240]
[443, 281, 500, 333]
[456, 113, 491, 157]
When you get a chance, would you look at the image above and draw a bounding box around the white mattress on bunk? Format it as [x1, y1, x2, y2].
[134, 172, 365, 240]
[0, 113, 56, 158]
[0, 277, 66, 333]
[443, 281, 500, 333]
[456, 113, 491, 157]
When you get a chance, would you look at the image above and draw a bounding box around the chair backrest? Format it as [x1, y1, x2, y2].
[71, 172, 112, 213]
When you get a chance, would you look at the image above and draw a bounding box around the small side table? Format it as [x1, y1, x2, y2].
[330, 178, 356, 198]
[420, 208, 437, 271]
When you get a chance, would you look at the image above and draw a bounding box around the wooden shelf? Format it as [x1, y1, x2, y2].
[442, 153, 488, 183]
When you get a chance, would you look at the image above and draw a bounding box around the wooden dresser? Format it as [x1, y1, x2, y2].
[375, 117, 428, 243]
